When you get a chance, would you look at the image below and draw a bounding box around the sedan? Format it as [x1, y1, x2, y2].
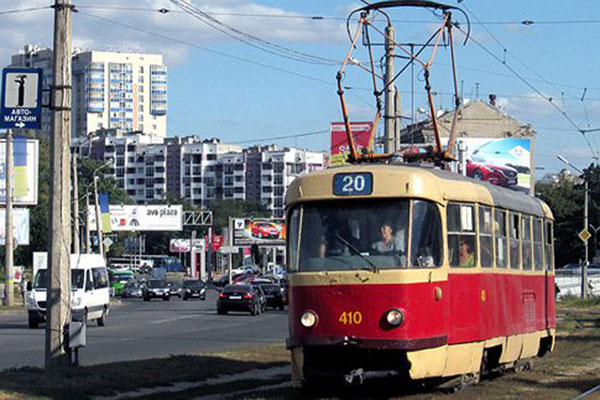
[253, 282, 285, 310]
[142, 280, 171, 301]
[121, 280, 143, 298]
[217, 284, 266, 316]
[182, 279, 206, 300]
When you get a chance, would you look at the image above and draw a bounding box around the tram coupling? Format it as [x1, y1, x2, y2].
[344, 367, 402, 385]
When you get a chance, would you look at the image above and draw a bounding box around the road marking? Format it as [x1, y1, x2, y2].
[150, 315, 200, 324]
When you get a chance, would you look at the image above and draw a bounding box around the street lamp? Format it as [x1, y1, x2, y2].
[92, 158, 113, 258]
[557, 155, 589, 298]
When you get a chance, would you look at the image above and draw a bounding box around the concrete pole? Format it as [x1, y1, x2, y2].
[72, 147, 80, 254]
[93, 176, 103, 258]
[384, 25, 396, 154]
[3, 130, 14, 306]
[46, 0, 73, 368]
[228, 218, 233, 285]
[85, 192, 91, 253]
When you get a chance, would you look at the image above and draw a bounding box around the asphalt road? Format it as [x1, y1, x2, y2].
[0, 290, 288, 370]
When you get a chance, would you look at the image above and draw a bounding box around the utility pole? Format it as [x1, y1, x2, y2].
[583, 178, 589, 298]
[3, 130, 14, 306]
[46, 0, 73, 368]
[85, 192, 91, 253]
[93, 176, 103, 258]
[72, 147, 79, 254]
[384, 24, 396, 154]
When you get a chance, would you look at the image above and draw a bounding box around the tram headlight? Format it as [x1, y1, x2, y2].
[385, 308, 404, 327]
[300, 311, 318, 328]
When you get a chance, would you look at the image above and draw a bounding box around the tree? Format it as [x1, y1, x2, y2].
[210, 199, 271, 233]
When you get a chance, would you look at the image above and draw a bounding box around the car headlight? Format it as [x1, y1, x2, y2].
[71, 296, 82, 308]
[385, 308, 404, 327]
[300, 311, 317, 328]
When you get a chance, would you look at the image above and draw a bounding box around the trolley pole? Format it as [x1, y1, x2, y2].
[46, 0, 73, 368]
[3, 130, 14, 306]
[583, 178, 589, 298]
[384, 24, 396, 154]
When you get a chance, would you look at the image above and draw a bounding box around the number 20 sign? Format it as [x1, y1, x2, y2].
[333, 173, 373, 196]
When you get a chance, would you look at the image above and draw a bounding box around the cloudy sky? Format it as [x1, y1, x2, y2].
[1, 0, 599, 173]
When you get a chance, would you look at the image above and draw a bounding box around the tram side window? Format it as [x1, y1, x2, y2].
[509, 213, 521, 270]
[533, 218, 544, 271]
[522, 216, 532, 271]
[411, 200, 443, 268]
[479, 206, 493, 268]
[287, 207, 301, 272]
[544, 220, 554, 271]
[447, 203, 477, 267]
[494, 209, 508, 268]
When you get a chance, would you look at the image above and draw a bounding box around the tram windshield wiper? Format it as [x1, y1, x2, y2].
[335, 233, 378, 273]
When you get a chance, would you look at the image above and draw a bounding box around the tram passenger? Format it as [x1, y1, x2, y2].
[372, 221, 404, 255]
[458, 238, 475, 267]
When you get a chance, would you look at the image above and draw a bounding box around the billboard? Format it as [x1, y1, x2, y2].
[0, 208, 30, 245]
[0, 138, 39, 205]
[88, 205, 183, 231]
[330, 121, 373, 166]
[452, 137, 533, 193]
[233, 218, 285, 246]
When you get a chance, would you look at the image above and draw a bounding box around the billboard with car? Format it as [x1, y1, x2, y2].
[450, 137, 532, 194]
[233, 218, 285, 246]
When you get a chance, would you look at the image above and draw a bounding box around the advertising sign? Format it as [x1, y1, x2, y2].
[88, 205, 183, 231]
[170, 239, 191, 253]
[330, 121, 374, 166]
[0, 208, 29, 245]
[452, 137, 533, 194]
[233, 218, 286, 246]
[1, 68, 43, 130]
[0, 139, 39, 205]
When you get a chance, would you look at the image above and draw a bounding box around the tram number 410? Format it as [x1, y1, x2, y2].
[333, 173, 373, 196]
[338, 311, 363, 325]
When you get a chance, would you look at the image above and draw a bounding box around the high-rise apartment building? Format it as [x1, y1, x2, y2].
[8, 45, 168, 137]
[72, 51, 167, 137]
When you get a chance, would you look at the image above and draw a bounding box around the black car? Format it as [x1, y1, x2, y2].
[253, 281, 285, 310]
[182, 280, 206, 300]
[142, 280, 171, 301]
[121, 280, 143, 298]
[217, 284, 266, 315]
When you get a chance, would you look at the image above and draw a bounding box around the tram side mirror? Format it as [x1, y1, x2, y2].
[26, 281, 32, 291]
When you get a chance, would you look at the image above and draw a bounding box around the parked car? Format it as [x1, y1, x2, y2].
[250, 221, 281, 239]
[252, 282, 285, 310]
[121, 280, 143, 298]
[142, 280, 171, 301]
[182, 280, 206, 300]
[217, 284, 266, 315]
[466, 159, 518, 187]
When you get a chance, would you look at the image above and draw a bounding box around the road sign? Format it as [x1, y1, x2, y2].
[220, 246, 239, 254]
[103, 237, 114, 249]
[1, 68, 43, 130]
[579, 229, 591, 242]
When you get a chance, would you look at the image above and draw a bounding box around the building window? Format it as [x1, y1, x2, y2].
[138, 75, 144, 83]
[139, 85, 144, 93]
[138, 105, 144, 112]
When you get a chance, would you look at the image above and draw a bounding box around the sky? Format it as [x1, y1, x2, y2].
[1, 0, 599, 175]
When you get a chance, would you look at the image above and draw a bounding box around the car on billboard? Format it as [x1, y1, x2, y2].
[250, 221, 281, 239]
[470, 139, 531, 174]
[466, 159, 519, 187]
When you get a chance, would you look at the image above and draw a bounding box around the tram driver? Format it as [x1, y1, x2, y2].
[372, 221, 405, 256]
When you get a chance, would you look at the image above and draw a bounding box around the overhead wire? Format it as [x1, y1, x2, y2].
[170, 0, 340, 66]
[229, 129, 329, 144]
[0, 5, 51, 15]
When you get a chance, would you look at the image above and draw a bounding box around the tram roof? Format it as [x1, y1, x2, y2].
[286, 164, 552, 219]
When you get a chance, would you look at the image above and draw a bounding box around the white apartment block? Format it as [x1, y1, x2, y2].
[72, 51, 167, 138]
[260, 148, 325, 218]
[83, 134, 325, 214]
[8, 45, 168, 138]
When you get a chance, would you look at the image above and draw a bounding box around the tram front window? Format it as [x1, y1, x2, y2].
[290, 199, 432, 271]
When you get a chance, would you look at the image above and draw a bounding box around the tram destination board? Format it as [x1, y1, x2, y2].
[333, 172, 372, 196]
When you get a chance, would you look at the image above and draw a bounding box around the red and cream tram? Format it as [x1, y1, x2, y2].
[285, 165, 555, 387]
